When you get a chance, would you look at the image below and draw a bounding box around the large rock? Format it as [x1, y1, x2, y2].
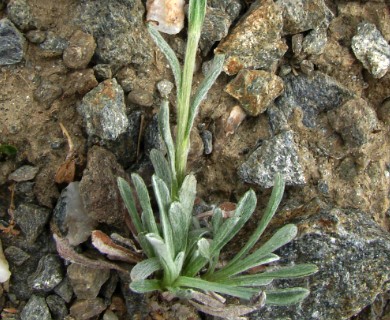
[79, 146, 128, 225]
[239, 130, 305, 188]
[78, 78, 129, 141]
[251, 202, 390, 320]
[20, 295, 52, 320]
[215, 0, 287, 75]
[0, 18, 25, 65]
[76, 0, 153, 66]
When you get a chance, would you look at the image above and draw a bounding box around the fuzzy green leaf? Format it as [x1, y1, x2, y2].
[137, 232, 155, 258]
[146, 24, 181, 90]
[146, 233, 176, 286]
[168, 201, 187, 254]
[179, 174, 197, 225]
[228, 174, 285, 266]
[152, 175, 174, 257]
[265, 287, 310, 306]
[130, 258, 161, 281]
[211, 208, 223, 234]
[131, 173, 159, 235]
[174, 276, 257, 300]
[222, 263, 317, 287]
[158, 101, 178, 195]
[150, 149, 172, 192]
[130, 279, 162, 293]
[211, 224, 297, 280]
[211, 189, 257, 255]
[117, 177, 144, 235]
[197, 238, 211, 260]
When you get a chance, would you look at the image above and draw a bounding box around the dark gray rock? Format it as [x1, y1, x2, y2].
[39, 31, 68, 58]
[68, 263, 110, 299]
[53, 276, 73, 303]
[14, 204, 51, 243]
[29, 254, 63, 292]
[352, 22, 390, 79]
[52, 181, 97, 246]
[277, 0, 330, 35]
[216, 0, 287, 75]
[46, 294, 68, 320]
[14, 181, 35, 203]
[101, 271, 119, 302]
[6, 0, 35, 31]
[327, 98, 379, 148]
[200, 130, 213, 155]
[33, 80, 63, 107]
[8, 165, 39, 182]
[200, 6, 233, 56]
[70, 298, 106, 320]
[79, 146, 128, 225]
[144, 114, 165, 156]
[93, 64, 112, 81]
[239, 130, 305, 188]
[78, 78, 129, 141]
[4, 246, 30, 266]
[0, 18, 25, 65]
[76, 0, 153, 66]
[20, 295, 52, 320]
[271, 71, 352, 130]
[105, 111, 142, 168]
[251, 202, 390, 320]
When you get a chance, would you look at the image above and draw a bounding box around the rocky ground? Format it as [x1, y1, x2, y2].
[0, 0, 389, 319]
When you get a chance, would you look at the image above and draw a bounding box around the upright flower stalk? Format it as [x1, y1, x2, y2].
[175, 0, 206, 185]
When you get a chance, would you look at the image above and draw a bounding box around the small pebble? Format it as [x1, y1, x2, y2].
[39, 31, 68, 58]
[93, 64, 112, 80]
[46, 294, 68, 319]
[26, 30, 46, 44]
[200, 130, 213, 155]
[54, 277, 73, 303]
[4, 246, 30, 266]
[33, 80, 63, 107]
[20, 295, 51, 320]
[8, 165, 39, 182]
[70, 298, 106, 320]
[156, 79, 174, 98]
[292, 33, 304, 56]
[6, 0, 35, 31]
[377, 98, 390, 124]
[29, 254, 63, 292]
[128, 89, 154, 107]
[63, 30, 96, 69]
[300, 59, 315, 76]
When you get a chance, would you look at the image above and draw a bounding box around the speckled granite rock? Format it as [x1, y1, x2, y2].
[0, 18, 25, 65]
[20, 295, 52, 320]
[251, 202, 390, 320]
[79, 146, 128, 225]
[215, 0, 287, 75]
[270, 71, 352, 130]
[225, 69, 284, 116]
[239, 130, 305, 188]
[277, 0, 330, 35]
[351, 22, 390, 79]
[6, 0, 35, 31]
[78, 78, 129, 141]
[28, 254, 63, 292]
[76, 0, 153, 66]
